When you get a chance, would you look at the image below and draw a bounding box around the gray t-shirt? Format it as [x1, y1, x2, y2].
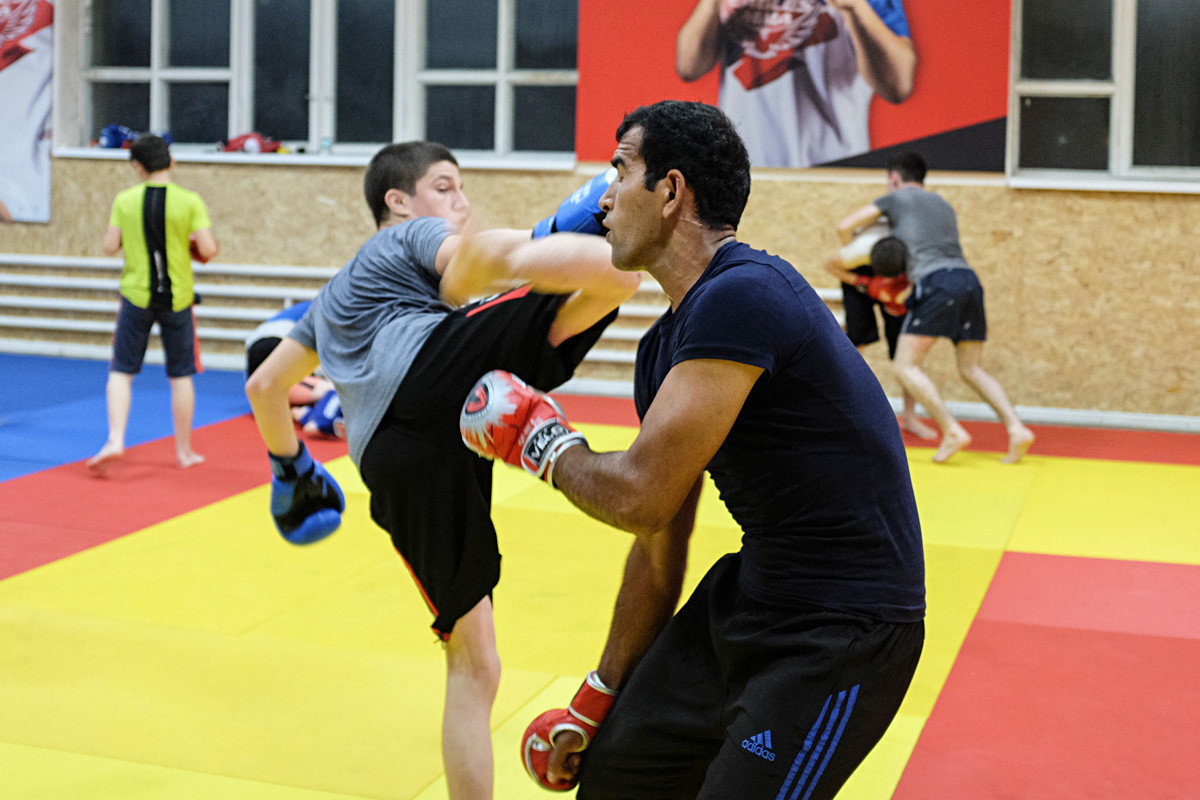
[289, 216, 454, 467]
[873, 186, 971, 285]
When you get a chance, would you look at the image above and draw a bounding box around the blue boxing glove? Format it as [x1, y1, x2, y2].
[531, 167, 616, 238]
[98, 124, 135, 149]
[268, 441, 345, 544]
[300, 389, 345, 438]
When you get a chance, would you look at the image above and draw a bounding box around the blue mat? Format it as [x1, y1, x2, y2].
[0, 354, 251, 481]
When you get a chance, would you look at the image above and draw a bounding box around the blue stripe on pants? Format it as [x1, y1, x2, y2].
[774, 685, 861, 800]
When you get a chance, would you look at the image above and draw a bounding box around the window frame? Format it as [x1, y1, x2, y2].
[57, 0, 579, 169]
[1007, 0, 1200, 193]
[77, 0, 240, 142]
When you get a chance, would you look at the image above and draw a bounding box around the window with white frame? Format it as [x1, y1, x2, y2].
[1009, 0, 1200, 186]
[73, 0, 578, 159]
[85, 0, 233, 144]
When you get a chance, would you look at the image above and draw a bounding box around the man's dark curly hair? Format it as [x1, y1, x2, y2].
[616, 100, 751, 230]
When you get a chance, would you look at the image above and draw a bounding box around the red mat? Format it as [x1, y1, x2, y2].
[979, 552, 1200, 640]
[4, 393, 1199, 798]
[906, 420, 1200, 466]
[894, 619, 1200, 798]
[0, 397, 639, 581]
[897, 552, 1200, 798]
[0, 416, 347, 580]
[5, 400, 1197, 581]
[557, 394, 1200, 466]
[555, 393, 641, 427]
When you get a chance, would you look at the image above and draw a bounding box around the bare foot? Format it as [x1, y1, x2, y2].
[899, 415, 938, 440]
[177, 451, 206, 469]
[932, 426, 972, 464]
[1001, 426, 1035, 464]
[87, 443, 123, 476]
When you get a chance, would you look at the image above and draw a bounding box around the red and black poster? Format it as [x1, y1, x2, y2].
[576, 0, 1010, 171]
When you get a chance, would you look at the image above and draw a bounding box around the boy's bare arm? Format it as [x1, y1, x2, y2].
[837, 204, 884, 245]
[440, 230, 640, 344]
[103, 226, 122, 256]
[823, 252, 860, 285]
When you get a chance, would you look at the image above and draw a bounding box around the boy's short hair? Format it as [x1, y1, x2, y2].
[130, 135, 172, 173]
[870, 236, 908, 277]
[885, 151, 927, 184]
[364, 141, 457, 226]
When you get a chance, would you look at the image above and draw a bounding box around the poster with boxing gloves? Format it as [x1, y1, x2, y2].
[576, 0, 1010, 171]
[0, 0, 53, 223]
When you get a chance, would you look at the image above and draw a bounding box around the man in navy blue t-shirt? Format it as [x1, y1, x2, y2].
[461, 100, 925, 800]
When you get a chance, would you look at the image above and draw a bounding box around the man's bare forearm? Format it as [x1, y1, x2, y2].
[593, 479, 701, 689]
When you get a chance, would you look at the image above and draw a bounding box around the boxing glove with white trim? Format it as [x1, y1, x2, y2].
[460, 370, 586, 486]
[521, 671, 618, 790]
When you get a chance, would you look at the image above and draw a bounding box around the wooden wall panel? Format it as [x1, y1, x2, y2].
[3, 158, 1197, 418]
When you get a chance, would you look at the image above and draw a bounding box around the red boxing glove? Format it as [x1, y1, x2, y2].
[460, 370, 587, 485]
[521, 671, 618, 791]
[855, 274, 910, 317]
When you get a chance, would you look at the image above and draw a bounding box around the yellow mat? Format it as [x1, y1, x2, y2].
[2, 423, 1198, 799]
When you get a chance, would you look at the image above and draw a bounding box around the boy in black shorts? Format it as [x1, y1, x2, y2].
[244, 141, 638, 799]
[839, 151, 1034, 463]
[88, 134, 219, 474]
[823, 226, 937, 440]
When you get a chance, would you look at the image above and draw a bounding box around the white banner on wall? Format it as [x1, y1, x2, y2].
[0, 0, 53, 224]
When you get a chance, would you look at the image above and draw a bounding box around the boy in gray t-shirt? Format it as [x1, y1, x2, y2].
[244, 141, 640, 798]
[839, 151, 1034, 464]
